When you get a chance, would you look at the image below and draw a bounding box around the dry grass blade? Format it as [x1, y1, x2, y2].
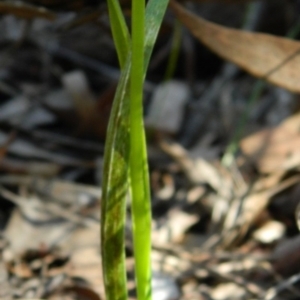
[170, 0, 300, 93]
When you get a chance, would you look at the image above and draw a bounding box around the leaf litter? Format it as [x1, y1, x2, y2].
[1, 0, 300, 299]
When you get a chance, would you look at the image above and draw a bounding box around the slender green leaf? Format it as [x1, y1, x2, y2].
[101, 2, 131, 299]
[144, 0, 171, 70]
[101, 56, 131, 300]
[107, 0, 130, 67]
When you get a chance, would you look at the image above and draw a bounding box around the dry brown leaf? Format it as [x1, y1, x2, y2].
[240, 113, 300, 173]
[151, 249, 193, 276]
[223, 175, 300, 240]
[152, 208, 199, 246]
[160, 140, 233, 199]
[0, 2, 55, 20]
[170, 0, 300, 93]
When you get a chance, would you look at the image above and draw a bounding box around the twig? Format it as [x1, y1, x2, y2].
[264, 272, 300, 300]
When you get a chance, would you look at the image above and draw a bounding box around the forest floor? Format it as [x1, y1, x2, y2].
[0, 1, 300, 299]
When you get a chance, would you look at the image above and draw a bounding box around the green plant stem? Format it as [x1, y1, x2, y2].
[222, 80, 264, 167]
[130, 1, 152, 300]
[164, 19, 182, 80]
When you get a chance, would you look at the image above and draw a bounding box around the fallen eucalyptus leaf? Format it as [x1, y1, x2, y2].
[170, 0, 300, 93]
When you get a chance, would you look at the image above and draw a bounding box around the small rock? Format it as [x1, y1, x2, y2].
[146, 80, 189, 134]
[152, 271, 180, 300]
[211, 283, 246, 300]
[253, 220, 285, 244]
